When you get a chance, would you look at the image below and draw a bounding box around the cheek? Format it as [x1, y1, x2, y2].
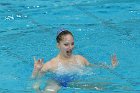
[64, 46, 69, 50]
[60, 46, 68, 51]
[72, 46, 74, 49]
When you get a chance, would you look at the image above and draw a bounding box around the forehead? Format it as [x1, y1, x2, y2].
[62, 34, 74, 42]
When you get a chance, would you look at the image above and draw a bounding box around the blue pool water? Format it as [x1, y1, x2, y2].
[0, 0, 140, 93]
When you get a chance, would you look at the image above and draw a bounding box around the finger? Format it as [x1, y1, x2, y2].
[40, 58, 44, 63]
[38, 59, 41, 63]
[111, 54, 114, 58]
[33, 56, 37, 62]
[38, 59, 43, 64]
[112, 54, 116, 60]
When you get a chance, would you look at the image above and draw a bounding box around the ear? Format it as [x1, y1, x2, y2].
[57, 43, 60, 49]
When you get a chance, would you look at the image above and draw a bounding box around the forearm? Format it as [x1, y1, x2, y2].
[88, 54, 118, 69]
[96, 62, 111, 69]
[31, 69, 40, 79]
[87, 62, 112, 69]
[32, 68, 46, 79]
[32, 79, 42, 92]
[31, 70, 46, 92]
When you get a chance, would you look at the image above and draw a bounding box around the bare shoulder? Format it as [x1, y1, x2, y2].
[75, 55, 90, 65]
[41, 57, 57, 72]
[75, 55, 84, 59]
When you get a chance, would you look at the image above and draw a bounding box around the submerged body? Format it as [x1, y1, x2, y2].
[52, 55, 85, 87]
[33, 54, 89, 92]
[31, 30, 118, 93]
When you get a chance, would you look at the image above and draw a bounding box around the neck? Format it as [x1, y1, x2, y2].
[58, 53, 72, 61]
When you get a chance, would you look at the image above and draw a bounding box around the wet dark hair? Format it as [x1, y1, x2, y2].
[56, 30, 73, 43]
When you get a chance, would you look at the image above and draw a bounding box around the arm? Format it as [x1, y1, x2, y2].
[78, 55, 90, 66]
[31, 57, 50, 91]
[87, 54, 118, 69]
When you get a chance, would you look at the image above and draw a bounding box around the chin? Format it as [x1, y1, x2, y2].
[65, 54, 72, 58]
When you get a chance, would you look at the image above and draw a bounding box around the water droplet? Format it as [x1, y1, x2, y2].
[24, 15, 28, 18]
[26, 25, 30, 27]
[78, 28, 82, 31]
[36, 5, 40, 8]
[16, 15, 21, 18]
[5, 15, 14, 20]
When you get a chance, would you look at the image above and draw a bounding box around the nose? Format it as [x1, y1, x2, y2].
[69, 44, 74, 50]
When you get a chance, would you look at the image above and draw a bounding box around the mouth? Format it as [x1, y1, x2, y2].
[66, 50, 72, 56]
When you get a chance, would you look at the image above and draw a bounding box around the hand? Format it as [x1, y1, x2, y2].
[33, 56, 44, 72]
[111, 54, 118, 68]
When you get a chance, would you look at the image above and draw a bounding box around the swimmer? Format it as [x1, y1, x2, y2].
[31, 29, 118, 93]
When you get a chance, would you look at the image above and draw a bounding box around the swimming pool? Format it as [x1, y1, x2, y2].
[0, 0, 140, 93]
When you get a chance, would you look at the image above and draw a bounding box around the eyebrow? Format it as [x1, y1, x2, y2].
[63, 41, 74, 44]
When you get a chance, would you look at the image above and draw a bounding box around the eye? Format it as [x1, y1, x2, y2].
[64, 43, 69, 46]
[71, 42, 74, 45]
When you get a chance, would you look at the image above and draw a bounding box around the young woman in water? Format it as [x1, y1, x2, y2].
[31, 29, 118, 93]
